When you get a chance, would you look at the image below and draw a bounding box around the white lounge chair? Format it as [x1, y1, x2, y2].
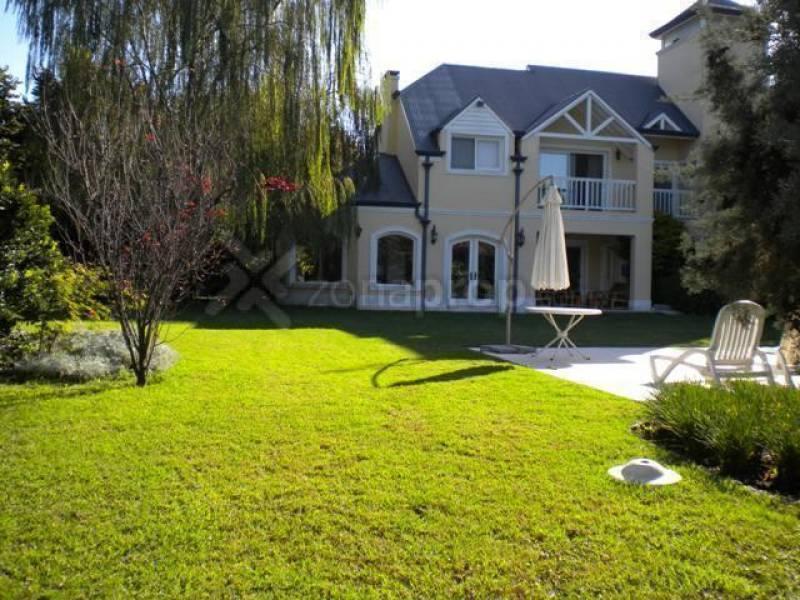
[651, 300, 795, 388]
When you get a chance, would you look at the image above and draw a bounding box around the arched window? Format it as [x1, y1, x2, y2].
[376, 234, 415, 285]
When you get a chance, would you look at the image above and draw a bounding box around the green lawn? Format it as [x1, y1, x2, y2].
[0, 309, 797, 597]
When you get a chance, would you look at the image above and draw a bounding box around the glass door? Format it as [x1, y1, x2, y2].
[570, 153, 605, 208]
[449, 239, 498, 306]
[539, 152, 569, 203]
[474, 241, 497, 304]
[450, 241, 470, 303]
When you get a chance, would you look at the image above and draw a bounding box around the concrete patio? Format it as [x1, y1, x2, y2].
[479, 346, 798, 401]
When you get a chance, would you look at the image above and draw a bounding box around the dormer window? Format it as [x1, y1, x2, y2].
[450, 135, 503, 173]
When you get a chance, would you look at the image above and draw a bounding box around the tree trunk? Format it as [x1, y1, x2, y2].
[134, 368, 147, 387]
[780, 317, 800, 368]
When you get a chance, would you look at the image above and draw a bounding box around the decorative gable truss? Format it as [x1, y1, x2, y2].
[526, 90, 650, 146]
[643, 112, 682, 133]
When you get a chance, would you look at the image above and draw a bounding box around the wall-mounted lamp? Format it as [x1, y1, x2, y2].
[355, 224, 363, 238]
[615, 148, 622, 161]
[517, 228, 526, 247]
[430, 224, 438, 245]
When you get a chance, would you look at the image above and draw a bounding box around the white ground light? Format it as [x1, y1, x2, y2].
[608, 459, 682, 486]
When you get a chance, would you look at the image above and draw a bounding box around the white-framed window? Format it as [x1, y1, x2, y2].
[369, 228, 420, 288]
[292, 239, 345, 283]
[449, 135, 504, 173]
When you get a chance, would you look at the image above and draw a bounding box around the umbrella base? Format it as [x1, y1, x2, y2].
[479, 344, 537, 355]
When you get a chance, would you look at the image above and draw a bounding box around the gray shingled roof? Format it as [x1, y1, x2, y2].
[650, 0, 746, 38]
[355, 154, 417, 206]
[400, 64, 700, 154]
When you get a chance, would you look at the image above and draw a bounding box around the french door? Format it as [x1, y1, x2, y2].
[449, 239, 498, 306]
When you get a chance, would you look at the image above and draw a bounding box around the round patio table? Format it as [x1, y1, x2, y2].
[524, 306, 603, 361]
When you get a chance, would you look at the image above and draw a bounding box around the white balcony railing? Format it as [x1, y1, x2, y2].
[542, 176, 637, 212]
[653, 189, 693, 218]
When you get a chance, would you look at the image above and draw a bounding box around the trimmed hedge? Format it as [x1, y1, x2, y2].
[643, 382, 800, 493]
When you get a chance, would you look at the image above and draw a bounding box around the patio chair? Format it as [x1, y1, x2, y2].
[650, 300, 795, 388]
[586, 290, 608, 309]
[535, 290, 554, 306]
[608, 283, 629, 310]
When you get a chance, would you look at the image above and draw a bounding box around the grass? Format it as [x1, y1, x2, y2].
[0, 308, 798, 597]
[644, 382, 800, 492]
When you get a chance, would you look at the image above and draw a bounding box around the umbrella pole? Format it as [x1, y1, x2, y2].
[481, 176, 553, 355]
[503, 176, 552, 348]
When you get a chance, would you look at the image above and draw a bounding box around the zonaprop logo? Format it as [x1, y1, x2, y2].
[204, 239, 292, 327]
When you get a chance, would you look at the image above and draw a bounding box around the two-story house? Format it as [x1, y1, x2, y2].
[284, 0, 748, 312]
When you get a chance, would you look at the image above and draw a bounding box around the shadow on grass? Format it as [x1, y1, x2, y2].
[180, 304, 743, 362]
[0, 376, 132, 410]
[370, 358, 513, 389]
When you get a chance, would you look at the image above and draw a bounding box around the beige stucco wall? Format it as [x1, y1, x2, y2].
[421, 134, 654, 217]
[282, 283, 356, 307]
[652, 137, 696, 162]
[656, 13, 755, 140]
[657, 25, 708, 133]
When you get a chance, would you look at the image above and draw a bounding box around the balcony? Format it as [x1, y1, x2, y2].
[653, 189, 692, 218]
[542, 176, 637, 212]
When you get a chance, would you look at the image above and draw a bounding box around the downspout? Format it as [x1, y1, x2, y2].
[511, 133, 528, 313]
[414, 150, 443, 313]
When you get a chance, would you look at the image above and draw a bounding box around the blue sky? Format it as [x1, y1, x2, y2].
[0, 9, 27, 85]
[2, 1, 756, 92]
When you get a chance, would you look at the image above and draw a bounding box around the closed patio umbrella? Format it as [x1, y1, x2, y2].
[482, 176, 568, 354]
[531, 185, 570, 292]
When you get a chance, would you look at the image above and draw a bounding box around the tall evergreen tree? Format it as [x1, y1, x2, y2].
[0, 67, 29, 177]
[684, 0, 800, 363]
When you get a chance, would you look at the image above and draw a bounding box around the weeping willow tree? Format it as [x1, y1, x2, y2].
[10, 0, 382, 256]
[9, 0, 380, 384]
[243, 71, 382, 254]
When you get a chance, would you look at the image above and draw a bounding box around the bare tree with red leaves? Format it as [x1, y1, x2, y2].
[39, 62, 240, 386]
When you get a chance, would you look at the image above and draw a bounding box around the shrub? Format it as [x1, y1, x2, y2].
[0, 161, 66, 335]
[55, 263, 111, 322]
[14, 330, 178, 382]
[643, 382, 800, 493]
[1, 160, 110, 335]
[0, 326, 39, 370]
